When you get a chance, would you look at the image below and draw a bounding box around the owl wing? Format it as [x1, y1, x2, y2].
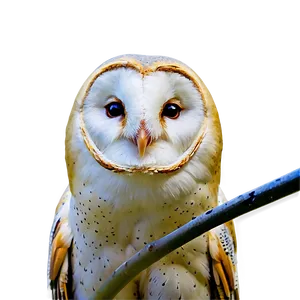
[208, 189, 239, 299]
[48, 187, 74, 300]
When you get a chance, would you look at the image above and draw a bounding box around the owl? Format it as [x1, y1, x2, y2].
[48, 55, 239, 300]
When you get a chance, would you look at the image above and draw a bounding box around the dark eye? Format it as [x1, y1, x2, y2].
[162, 103, 182, 119]
[105, 102, 124, 118]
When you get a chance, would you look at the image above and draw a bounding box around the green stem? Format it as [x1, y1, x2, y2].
[90, 168, 300, 300]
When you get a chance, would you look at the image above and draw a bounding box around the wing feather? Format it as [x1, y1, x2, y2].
[208, 188, 239, 299]
[48, 187, 73, 300]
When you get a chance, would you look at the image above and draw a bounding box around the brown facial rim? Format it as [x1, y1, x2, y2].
[79, 58, 208, 174]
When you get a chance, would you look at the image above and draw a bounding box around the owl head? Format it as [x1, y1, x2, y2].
[66, 55, 222, 204]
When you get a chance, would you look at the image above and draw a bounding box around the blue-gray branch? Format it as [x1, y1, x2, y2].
[91, 168, 300, 300]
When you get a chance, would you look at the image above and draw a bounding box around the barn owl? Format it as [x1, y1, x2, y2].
[48, 54, 239, 300]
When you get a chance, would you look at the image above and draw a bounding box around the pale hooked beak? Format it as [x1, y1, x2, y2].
[134, 127, 152, 157]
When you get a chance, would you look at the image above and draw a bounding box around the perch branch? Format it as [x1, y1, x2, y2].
[90, 168, 300, 300]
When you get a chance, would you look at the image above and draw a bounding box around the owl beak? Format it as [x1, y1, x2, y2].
[135, 127, 152, 157]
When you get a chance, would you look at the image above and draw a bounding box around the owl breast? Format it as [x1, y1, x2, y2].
[69, 180, 216, 299]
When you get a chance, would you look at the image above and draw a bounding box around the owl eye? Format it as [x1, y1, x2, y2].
[105, 101, 125, 118]
[162, 103, 182, 119]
